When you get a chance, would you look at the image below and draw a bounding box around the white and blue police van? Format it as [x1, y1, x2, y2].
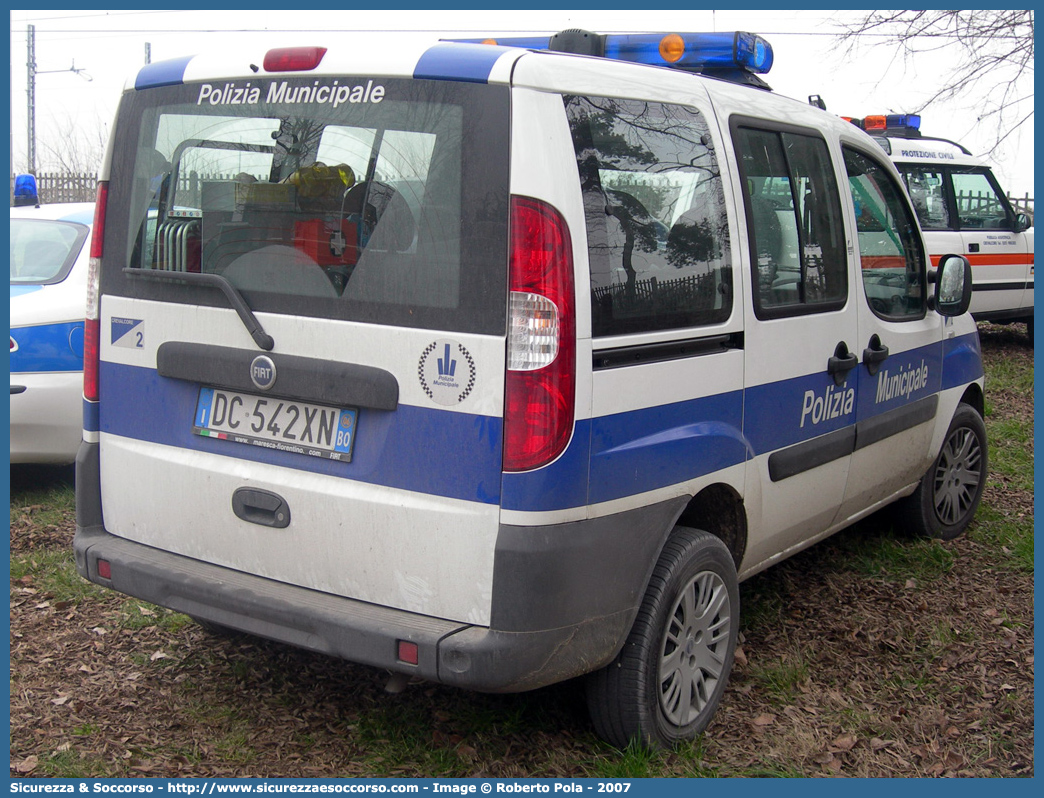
[847, 113, 1033, 336]
[75, 29, 987, 749]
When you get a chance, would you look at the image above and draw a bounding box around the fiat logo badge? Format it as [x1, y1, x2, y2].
[250, 355, 277, 391]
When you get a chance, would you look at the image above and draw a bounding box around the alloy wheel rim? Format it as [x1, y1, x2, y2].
[932, 426, 983, 526]
[658, 570, 731, 727]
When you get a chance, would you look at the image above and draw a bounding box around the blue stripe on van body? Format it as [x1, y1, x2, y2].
[84, 399, 99, 434]
[588, 392, 748, 507]
[10, 321, 85, 373]
[941, 330, 985, 389]
[94, 332, 981, 511]
[10, 285, 43, 298]
[852, 343, 942, 422]
[135, 56, 194, 90]
[97, 361, 504, 505]
[414, 43, 510, 83]
[500, 421, 593, 512]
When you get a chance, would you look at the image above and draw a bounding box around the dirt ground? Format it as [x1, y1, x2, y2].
[9, 326, 1033, 778]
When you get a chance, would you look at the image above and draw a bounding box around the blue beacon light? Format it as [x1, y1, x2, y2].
[448, 31, 774, 75]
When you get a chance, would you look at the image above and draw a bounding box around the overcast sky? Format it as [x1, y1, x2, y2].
[8, 8, 1036, 196]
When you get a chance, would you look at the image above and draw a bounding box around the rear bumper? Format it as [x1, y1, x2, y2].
[74, 441, 680, 692]
[73, 523, 632, 692]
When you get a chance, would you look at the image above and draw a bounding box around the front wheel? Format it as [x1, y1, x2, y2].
[896, 403, 987, 540]
[586, 527, 739, 749]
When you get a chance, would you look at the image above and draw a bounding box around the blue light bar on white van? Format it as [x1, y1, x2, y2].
[449, 31, 774, 74]
[864, 114, 921, 133]
[607, 32, 773, 73]
[843, 114, 922, 133]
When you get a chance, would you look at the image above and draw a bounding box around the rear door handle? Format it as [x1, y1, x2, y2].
[827, 341, 858, 385]
[862, 334, 889, 376]
[232, 488, 291, 528]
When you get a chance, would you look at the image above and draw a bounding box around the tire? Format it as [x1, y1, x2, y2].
[586, 527, 739, 750]
[895, 403, 987, 540]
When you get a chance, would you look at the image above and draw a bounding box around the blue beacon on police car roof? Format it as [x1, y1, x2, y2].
[449, 30, 774, 79]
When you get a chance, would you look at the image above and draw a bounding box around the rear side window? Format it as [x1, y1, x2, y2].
[898, 164, 1014, 232]
[844, 148, 926, 320]
[952, 168, 1014, 230]
[733, 123, 847, 318]
[898, 166, 952, 230]
[103, 78, 510, 334]
[564, 96, 732, 337]
[9, 219, 88, 284]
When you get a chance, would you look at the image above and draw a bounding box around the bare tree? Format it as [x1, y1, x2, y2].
[834, 10, 1034, 154]
[36, 108, 109, 176]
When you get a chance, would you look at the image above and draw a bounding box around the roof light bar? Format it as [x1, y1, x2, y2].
[469, 35, 554, 50]
[844, 114, 921, 132]
[448, 30, 773, 74]
[606, 31, 773, 73]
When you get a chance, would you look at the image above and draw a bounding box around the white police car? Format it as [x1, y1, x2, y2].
[10, 200, 95, 464]
[848, 114, 1033, 336]
[74, 30, 986, 749]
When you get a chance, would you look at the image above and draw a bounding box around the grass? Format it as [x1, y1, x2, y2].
[10, 548, 104, 605]
[9, 483, 74, 528]
[839, 530, 957, 582]
[118, 598, 194, 632]
[748, 652, 811, 704]
[32, 750, 116, 779]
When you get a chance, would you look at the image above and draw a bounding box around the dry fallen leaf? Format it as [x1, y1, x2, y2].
[831, 734, 858, 751]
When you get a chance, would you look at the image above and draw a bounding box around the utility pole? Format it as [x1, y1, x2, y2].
[25, 23, 92, 175]
[145, 42, 151, 64]
[26, 24, 35, 174]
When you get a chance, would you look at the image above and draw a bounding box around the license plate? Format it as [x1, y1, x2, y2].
[193, 387, 358, 462]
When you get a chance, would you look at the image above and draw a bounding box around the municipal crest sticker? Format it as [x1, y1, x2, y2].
[418, 340, 476, 406]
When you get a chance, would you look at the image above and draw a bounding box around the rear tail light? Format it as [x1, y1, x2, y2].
[263, 47, 327, 72]
[84, 181, 107, 403]
[397, 640, 419, 666]
[503, 197, 575, 472]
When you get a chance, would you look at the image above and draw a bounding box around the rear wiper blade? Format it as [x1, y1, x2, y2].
[123, 268, 275, 351]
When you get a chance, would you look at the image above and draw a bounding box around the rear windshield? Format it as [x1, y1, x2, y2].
[102, 77, 510, 334]
[10, 219, 88, 284]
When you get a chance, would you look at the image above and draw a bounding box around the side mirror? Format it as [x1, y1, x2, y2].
[1014, 212, 1032, 232]
[929, 254, 973, 317]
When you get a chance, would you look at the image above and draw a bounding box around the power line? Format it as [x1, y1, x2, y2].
[10, 10, 178, 23]
[9, 26, 1028, 39]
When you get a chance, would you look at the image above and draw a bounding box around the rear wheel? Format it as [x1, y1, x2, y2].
[586, 527, 739, 749]
[896, 403, 987, 540]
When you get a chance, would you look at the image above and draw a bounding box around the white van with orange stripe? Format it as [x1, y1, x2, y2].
[75, 30, 988, 749]
[849, 114, 1033, 337]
